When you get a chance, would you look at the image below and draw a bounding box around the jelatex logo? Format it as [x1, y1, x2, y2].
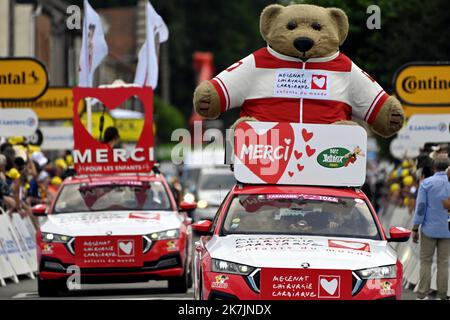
[317, 147, 350, 168]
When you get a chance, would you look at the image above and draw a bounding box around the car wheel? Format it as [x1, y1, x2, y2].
[168, 265, 189, 294]
[37, 278, 66, 297]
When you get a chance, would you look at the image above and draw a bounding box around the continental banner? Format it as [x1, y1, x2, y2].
[0, 87, 82, 120]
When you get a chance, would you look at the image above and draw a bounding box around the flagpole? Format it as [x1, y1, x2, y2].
[87, 98, 93, 134]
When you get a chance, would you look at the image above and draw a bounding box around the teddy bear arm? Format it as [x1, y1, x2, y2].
[193, 80, 221, 119]
[370, 96, 405, 138]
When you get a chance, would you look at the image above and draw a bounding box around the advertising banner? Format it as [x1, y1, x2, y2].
[0, 87, 81, 120]
[0, 58, 48, 101]
[0, 109, 38, 137]
[72, 87, 155, 175]
[40, 126, 74, 151]
[75, 235, 143, 268]
[394, 63, 450, 106]
[260, 268, 352, 300]
[233, 122, 367, 186]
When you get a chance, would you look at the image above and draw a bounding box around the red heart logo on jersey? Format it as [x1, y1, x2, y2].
[297, 164, 305, 172]
[235, 122, 294, 184]
[302, 129, 314, 143]
[294, 151, 303, 160]
[306, 145, 316, 157]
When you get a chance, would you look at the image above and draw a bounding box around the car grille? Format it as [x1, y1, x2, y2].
[246, 269, 364, 296]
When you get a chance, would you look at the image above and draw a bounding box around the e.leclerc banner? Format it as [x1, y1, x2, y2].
[233, 122, 367, 187]
[72, 87, 154, 175]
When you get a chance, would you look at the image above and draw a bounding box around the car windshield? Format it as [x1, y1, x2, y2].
[53, 181, 172, 214]
[199, 173, 236, 190]
[222, 194, 381, 240]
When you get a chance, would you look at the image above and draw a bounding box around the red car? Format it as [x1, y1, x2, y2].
[33, 173, 197, 297]
[193, 184, 411, 300]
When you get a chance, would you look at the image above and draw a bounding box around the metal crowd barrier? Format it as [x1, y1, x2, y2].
[0, 208, 37, 287]
[381, 205, 450, 296]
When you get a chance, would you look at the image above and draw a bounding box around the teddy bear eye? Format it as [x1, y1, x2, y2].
[287, 21, 298, 30]
[311, 22, 322, 31]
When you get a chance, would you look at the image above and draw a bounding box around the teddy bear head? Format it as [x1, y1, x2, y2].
[260, 4, 349, 60]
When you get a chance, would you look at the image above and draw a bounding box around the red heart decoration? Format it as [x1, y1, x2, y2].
[297, 164, 305, 172]
[302, 129, 314, 143]
[288, 171, 294, 177]
[235, 122, 294, 184]
[306, 145, 316, 157]
[294, 151, 303, 160]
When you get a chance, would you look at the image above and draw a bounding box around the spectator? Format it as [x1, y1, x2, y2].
[103, 126, 121, 149]
[0, 154, 16, 213]
[412, 154, 450, 300]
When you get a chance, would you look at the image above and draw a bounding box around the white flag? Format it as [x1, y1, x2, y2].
[134, 1, 169, 88]
[78, 0, 108, 87]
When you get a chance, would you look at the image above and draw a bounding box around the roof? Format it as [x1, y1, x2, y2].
[231, 184, 366, 199]
[64, 173, 164, 185]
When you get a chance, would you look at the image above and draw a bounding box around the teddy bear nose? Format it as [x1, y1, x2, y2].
[294, 37, 315, 53]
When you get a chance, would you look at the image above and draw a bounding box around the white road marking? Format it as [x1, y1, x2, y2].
[12, 292, 39, 299]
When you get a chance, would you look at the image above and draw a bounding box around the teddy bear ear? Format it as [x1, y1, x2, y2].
[260, 4, 284, 41]
[327, 8, 349, 45]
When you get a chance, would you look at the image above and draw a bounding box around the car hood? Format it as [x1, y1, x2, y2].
[206, 234, 396, 270]
[197, 190, 225, 207]
[40, 211, 183, 237]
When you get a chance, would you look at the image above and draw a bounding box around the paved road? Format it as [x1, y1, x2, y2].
[0, 277, 418, 300]
[0, 277, 194, 300]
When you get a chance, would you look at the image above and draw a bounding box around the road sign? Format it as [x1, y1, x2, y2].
[394, 62, 450, 106]
[0, 58, 49, 101]
[0, 87, 83, 120]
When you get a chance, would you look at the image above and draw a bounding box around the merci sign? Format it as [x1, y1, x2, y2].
[233, 122, 367, 187]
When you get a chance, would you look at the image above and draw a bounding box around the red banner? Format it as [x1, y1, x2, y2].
[260, 268, 352, 300]
[75, 235, 143, 268]
[72, 87, 154, 175]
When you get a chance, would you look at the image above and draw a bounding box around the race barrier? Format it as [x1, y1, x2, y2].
[381, 205, 450, 296]
[0, 209, 37, 287]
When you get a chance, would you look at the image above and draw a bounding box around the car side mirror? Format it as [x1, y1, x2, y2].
[179, 201, 197, 213]
[192, 220, 212, 235]
[32, 204, 47, 217]
[388, 226, 411, 242]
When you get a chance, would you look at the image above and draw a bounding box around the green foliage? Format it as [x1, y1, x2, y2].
[154, 95, 186, 143]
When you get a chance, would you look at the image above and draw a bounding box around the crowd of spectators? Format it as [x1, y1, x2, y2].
[387, 144, 450, 214]
[0, 137, 73, 219]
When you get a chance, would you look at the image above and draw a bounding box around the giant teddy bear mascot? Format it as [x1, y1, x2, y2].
[193, 4, 404, 137]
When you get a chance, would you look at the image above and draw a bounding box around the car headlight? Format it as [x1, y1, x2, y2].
[183, 193, 195, 203]
[41, 232, 72, 243]
[355, 265, 397, 279]
[212, 259, 255, 276]
[149, 229, 180, 241]
[197, 200, 208, 209]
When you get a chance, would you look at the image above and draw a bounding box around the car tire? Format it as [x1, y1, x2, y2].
[37, 278, 66, 297]
[168, 264, 189, 294]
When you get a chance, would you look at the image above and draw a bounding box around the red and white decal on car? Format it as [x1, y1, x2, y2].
[328, 239, 371, 252]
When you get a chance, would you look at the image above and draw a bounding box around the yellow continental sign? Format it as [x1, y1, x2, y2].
[0, 87, 83, 120]
[394, 63, 450, 106]
[0, 58, 49, 100]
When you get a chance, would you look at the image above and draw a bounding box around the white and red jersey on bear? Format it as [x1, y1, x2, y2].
[209, 46, 389, 124]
